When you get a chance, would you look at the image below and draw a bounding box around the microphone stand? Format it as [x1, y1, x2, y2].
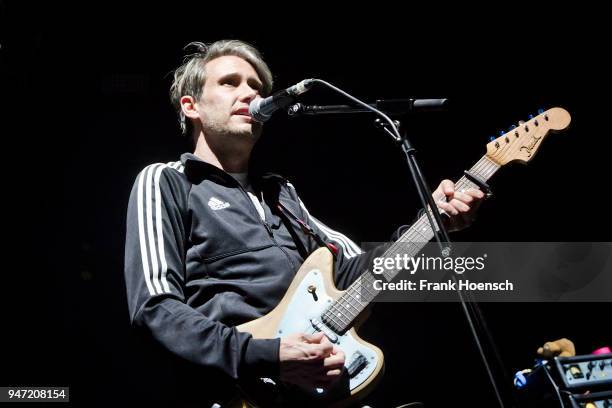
[375, 119, 510, 408]
[289, 79, 510, 408]
[288, 98, 448, 116]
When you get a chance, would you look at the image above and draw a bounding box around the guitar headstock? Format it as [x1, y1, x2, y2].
[486, 107, 571, 166]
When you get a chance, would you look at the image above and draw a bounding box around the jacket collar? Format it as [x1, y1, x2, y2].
[180, 153, 285, 188]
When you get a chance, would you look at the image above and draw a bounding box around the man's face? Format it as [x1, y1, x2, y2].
[196, 55, 263, 147]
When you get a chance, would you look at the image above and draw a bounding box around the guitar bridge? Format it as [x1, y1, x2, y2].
[347, 351, 368, 378]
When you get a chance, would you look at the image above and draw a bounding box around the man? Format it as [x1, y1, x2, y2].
[124, 40, 484, 406]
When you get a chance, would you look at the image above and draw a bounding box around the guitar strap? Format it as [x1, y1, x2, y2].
[275, 201, 338, 261]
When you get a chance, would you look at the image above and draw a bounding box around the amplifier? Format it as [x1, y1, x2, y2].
[554, 353, 612, 391]
[515, 353, 612, 407]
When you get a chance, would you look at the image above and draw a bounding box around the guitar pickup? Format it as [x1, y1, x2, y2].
[347, 351, 368, 378]
[310, 318, 339, 344]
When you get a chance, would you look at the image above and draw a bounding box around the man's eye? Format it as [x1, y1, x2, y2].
[220, 78, 238, 87]
[249, 82, 262, 93]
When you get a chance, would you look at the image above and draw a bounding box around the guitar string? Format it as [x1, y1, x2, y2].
[322, 163, 496, 330]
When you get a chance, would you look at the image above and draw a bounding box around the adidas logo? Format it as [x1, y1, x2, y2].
[208, 197, 230, 210]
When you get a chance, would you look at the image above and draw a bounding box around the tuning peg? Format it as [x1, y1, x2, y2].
[537, 108, 545, 114]
[518, 120, 525, 125]
[489, 136, 496, 142]
[528, 114, 534, 119]
[509, 125, 517, 131]
[499, 130, 505, 136]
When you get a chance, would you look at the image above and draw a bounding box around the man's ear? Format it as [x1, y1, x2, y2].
[180, 95, 200, 119]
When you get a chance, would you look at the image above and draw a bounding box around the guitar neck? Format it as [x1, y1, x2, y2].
[321, 155, 501, 333]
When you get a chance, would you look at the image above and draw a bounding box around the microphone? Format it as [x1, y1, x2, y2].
[249, 79, 315, 123]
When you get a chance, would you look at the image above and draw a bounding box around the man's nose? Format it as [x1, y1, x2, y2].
[239, 85, 258, 103]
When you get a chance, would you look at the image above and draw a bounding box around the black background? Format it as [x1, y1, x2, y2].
[2, 2, 611, 407]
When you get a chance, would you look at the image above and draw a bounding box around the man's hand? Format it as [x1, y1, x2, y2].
[433, 179, 486, 232]
[537, 338, 576, 358]
[279, 332, 345, 389]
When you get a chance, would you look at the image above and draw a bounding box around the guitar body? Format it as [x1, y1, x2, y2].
[237, 248, 384, 407]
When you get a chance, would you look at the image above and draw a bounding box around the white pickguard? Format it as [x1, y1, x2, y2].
[274, 268, 379, 393]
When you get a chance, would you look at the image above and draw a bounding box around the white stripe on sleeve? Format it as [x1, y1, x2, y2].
[136, 161, 184, 296]
[136, 167, 156, 296]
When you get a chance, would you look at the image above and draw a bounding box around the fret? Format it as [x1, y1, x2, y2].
[336, 296, 359, 318]
[345, 286, 366, 308]
[326, 305, 351, 327]
[357, 275, 378, 301]
[337, 295, 359, 318]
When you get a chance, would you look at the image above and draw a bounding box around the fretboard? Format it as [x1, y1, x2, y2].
[321, 155, 501, 333]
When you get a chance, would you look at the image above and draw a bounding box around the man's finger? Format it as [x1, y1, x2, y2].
[448, 198, 471, 213]
[303, 332, 325, 343]
[438, 202, 458, 216]
[319, 334, 333, 347]
[324, 368, 343, 377]
[440, 180, 455, 196]
[323, 353, 345, 369]
[465, 189, 485, 199]
[311, 339, 334, 356]
[452, 190, 474, 204]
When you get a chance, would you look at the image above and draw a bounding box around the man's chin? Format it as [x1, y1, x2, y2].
[237, 122, 262, 138]
[228, 125, 261, 141]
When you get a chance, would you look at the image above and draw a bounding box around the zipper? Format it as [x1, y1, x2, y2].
[235, 183, 297, 270]
[263, 221, 273, 237]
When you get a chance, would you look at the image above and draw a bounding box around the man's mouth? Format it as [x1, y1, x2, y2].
[233, 108, 251, 117]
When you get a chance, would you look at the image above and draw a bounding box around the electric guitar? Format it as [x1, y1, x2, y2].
[235, 107, 572, 407]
